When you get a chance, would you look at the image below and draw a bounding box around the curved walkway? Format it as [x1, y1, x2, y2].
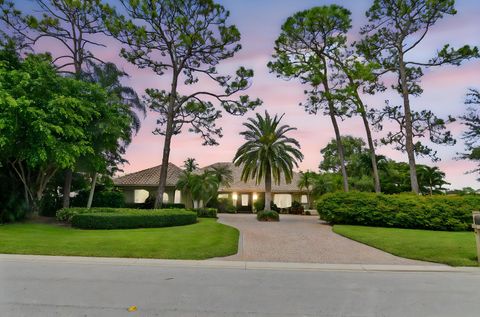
[218, 214, 438, 265]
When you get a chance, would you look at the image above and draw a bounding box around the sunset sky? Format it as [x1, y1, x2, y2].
[20, 0, 480, 189]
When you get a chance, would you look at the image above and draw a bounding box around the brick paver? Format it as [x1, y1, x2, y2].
[218, 214, 439, 265]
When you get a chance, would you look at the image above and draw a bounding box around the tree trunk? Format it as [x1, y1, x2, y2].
[264, 166, 272, 211]
[62, 169, 73, 208]
[360, 110, 381, 193]
[328, 105, 349, 192]
[154, 73, 178, 209]
[398, 51, 419, 194]
[86, 172, 98, 209]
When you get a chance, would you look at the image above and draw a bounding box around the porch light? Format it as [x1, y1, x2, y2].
[232, 193, 238, 201]
[252, 193, 258, 201]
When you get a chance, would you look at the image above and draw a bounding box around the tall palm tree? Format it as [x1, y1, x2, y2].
[183, 157, 199, 173]
[298, 170, 316, 209]
[234, 111, 304, 211]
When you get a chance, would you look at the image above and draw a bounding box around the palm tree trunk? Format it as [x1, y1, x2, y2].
[264, 166, 272, 211]
[86, 172, 98, 209]
[398, 50, 419, 194]
[360, 110, 381, 193]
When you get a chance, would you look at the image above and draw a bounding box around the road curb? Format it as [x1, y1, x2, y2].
[1, 254, 479, 273]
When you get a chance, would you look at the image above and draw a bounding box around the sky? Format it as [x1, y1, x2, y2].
[19, 0, 480, 189]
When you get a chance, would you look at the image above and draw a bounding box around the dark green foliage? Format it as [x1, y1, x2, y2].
[317, 192, 480, 231]
[253, 197, 279, 212]
[217, 198, 236, 213]
[56, 207, 120, 223]
[196, 208, 217, 218]
[71, 189, 125, 208]
[69, 209, 197, 229]
[289, 201, 304, 215]
[0, 165, 28, 223]
[256, 210, 280, 222]
[141, 195, 185, 210]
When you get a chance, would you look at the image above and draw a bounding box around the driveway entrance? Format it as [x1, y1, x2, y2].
[218, 214, 438, 265]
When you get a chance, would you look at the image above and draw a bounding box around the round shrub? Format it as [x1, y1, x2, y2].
[70, 209, 197, 229]
[317, 192, 480, 231]
[257, 210, 279, 222]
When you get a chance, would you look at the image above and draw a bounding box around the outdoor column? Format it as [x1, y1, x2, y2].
[473, 212, 480, 264]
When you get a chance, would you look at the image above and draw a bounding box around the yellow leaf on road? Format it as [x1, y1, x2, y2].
[127, 305, 137, 312]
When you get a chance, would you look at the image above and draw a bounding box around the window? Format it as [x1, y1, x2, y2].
[163, 192, 169, 203]
[134, 189, 149, 203]
[218, 193, 229, 200]
[301, 195, 308, 204]
[273, 194, 292, 208]
[174, 190, 181, 204]
[241, 194, 249, 206]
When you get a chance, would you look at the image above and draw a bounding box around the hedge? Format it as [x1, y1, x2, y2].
[317, 192, 480, 231]
[70, 209, 197, 229]
[196, 208, 217, 218]
[57, 207, 121, 223]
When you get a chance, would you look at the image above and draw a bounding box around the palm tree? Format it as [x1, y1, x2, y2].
[298, 170, 316, 209]
[233, 111, 304, 211]
[417, 165, 449, 195]
[208, 164, 233, 188]
[183, 157, 199, 173]
[177, 170, 219, 208]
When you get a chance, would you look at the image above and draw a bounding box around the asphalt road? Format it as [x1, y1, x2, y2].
[1, 258, 480, 317]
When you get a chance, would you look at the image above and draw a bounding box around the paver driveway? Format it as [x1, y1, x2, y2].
[218, 214, 437, 265]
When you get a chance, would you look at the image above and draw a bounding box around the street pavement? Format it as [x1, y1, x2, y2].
[1, 255, 479, 317]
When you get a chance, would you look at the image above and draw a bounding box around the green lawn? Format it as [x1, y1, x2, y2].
[0, 219, 239, 260]
[333, 225, 478, 267]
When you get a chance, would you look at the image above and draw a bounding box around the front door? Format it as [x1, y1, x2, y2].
[236, 193, 252, 213]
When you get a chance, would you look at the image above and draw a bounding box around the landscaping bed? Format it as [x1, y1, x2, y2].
[317, 192, 480, 231]
[333, 225, 478, 266]
[57, 207, 197, 229]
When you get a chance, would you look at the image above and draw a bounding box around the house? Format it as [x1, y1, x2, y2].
[114, 162, 308, 212]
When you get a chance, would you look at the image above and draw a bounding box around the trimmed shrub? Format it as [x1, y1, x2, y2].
[196, 208, 217, 218]
[217, 198, 236, 213]
[70, 209, 197, 229]
[56, 207, 120, 222]
[257, 210, 279, 222]
[317, 192, 480, 231]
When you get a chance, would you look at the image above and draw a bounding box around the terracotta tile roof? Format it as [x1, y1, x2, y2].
[114, 162, 304, 193]
[113, 163, 183, 187]
[199, 162, 303, 193]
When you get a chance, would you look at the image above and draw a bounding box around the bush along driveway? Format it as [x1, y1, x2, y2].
[0, 218, 239, 260]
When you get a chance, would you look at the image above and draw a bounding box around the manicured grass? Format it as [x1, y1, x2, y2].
[0, 219, 239, 260]
[333, 225, 478, 267]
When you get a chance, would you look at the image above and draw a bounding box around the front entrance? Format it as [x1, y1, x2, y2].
[236, 193, 253, 213]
